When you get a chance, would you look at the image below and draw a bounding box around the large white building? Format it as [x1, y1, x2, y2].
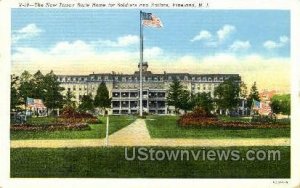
[57, 62, 247, 115]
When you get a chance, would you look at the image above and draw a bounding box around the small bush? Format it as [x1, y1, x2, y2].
[60, 106, 95, 119]
[178, 107, 289, 129]
[251, 115, 276, 124]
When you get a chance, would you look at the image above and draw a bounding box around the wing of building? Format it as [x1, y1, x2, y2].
[57, 62, 247, 115]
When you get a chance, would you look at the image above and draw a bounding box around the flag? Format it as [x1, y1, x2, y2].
[33, 99, 46, 109]
[258, 101, 272, 115]
[141, 12, 163, 28]
[252, 99, 260, 110]
[26, 97, 46, 109]
[252, 99, 272, 115]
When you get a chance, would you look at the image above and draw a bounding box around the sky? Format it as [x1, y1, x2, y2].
[11, 9, 290, 92]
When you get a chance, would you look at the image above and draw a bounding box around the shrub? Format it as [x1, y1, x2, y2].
[61, 106, 95, 119]
[251, 114, 276, 124]
[178, 107, 289, 129]
[178, 107, 218, 126]
[58, 106, 100, 124]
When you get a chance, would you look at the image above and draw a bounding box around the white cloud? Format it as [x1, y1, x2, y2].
[191, 24, 236, 47]
[95, 35, 139, 47]
[12, 41, 290, 93]
[12, 39, 164, 75]
[49, 40, 94, 57]
[263, 41, 278, 49]
[12, 23, 43, 43]
[229, 40, 251, 52]
[144, 47, 163, 58]
[150, 54, 290, 93]
[279, 36, 289, 43]
[190, 30, 212, 42]
[217, 25, 236, 41]
[263, 35, 289, 50]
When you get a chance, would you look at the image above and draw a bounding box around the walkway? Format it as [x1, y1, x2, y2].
[11, 119, 290, 148]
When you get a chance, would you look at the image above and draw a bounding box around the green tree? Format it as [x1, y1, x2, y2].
[94, 82, 111, 114]
[167, 78, 184, 113]
[214, 76, 241, 114]
[240, 81, 248, 99]
[191, 92, 214, 114]
[270, 94, 290, 116]
[11, 74, 21, 111]
[43, 71, 64, 112]
[18, 71, 34, 105]
[32, 70, 46, 99]
[78, 94, 94, 112]
[247, 82, 260, 108]
[178, 90, 192, 113]
[64, 90, 76, 108]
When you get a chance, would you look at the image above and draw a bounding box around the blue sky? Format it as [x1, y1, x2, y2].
[12, 9, 290, 58]
[11, 9, 291, 92]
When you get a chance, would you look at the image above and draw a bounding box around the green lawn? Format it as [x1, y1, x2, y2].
[11, 146, 290, 178]
[146, 116, 290, 139]
[11, 115, 136, 140]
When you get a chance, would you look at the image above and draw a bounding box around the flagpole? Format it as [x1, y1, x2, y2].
[139, 10, 143, 117]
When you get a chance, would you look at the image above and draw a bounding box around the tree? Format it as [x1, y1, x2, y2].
[240, 81, 248, 99]
[191, 92, 214, 114]
[78, 94, 94, 112]
[64, 90, 76, 108]
[178, 90, 192, 113]
[214, 77, 241, 114]
[270, 94, 290, 116]
[247, 82, 260, 108]
[167, 78, 184, 113]
[18, 71, 34, 105]
[32, 70, 46, 99]
[94, 82, 111, 115]
[43, 71, 64, 112]
[11, 74, 21, 111]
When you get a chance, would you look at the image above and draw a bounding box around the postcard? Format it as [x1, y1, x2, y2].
[0, 0, 299, 187]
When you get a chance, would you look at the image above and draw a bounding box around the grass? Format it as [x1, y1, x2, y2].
[11, 146, 290, 178]
[146, 116, 290, 139]
[11, 115, 136, 140]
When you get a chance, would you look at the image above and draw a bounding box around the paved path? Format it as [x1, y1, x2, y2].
[11, 119, 290, 148]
